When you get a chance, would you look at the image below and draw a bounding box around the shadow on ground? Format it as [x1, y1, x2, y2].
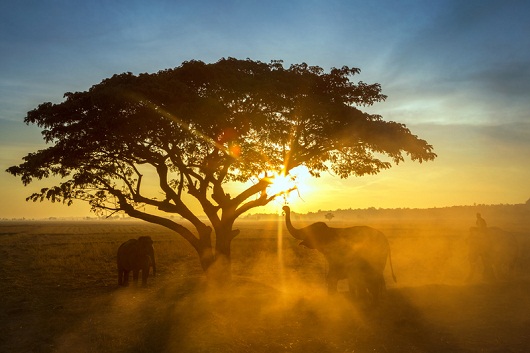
[30, 277, 530, 353]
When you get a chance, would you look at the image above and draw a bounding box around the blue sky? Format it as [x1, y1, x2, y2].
[1, 0, 529, 218]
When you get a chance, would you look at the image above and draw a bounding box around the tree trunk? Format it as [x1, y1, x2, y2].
[209, 227, 233, 286]
[192, 226, 235, 286]
[198, 246, 216, 273]
[194, 225, 216, 275]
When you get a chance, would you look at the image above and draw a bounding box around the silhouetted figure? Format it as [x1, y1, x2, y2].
[476, 213, 487, 230]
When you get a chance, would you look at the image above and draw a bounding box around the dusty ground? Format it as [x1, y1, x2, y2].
[1, 219, 529, 352]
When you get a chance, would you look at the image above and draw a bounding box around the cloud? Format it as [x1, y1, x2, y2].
[464, 61, 530, 100]
[386, 0, 530, 71]
[375, 0, 530, 125]
[477, 122, 530, 148]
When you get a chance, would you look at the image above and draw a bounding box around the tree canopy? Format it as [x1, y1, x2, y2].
[7, 58, 436, 278]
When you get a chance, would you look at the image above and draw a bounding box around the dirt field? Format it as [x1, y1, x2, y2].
[1, 217, 530, 353]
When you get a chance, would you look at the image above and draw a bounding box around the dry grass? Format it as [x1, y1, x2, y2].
[1, 216, 530, 352]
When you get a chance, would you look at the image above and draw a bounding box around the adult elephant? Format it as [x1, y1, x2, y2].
[117, 236, 156, 286]
[283, 206, 396, 303]
[467, 226, 518, 282]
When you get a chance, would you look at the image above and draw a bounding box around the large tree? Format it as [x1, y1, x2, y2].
[7, 58, 436, 281]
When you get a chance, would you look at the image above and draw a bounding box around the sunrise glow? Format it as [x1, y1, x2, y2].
[263, 166, 313, 209]
[2, 2, 530, 352]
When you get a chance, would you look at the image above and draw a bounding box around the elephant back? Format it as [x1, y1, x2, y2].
[117, 238, 148, 270]
[487, 227, 519, 261]
[118, 238, 138, 253]
[338, 226, 389, 251]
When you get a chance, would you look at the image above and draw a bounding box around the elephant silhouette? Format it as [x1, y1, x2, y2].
[117, 236, 156, 286]
[283, 206, 396, 304]
[467, 226, 519, 282]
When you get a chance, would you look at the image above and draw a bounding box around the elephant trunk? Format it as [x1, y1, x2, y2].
[282, 206, 305, 240]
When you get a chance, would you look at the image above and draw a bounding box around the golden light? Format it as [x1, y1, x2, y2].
[266, 172, 294, 196]
[265, 166, 313, 206]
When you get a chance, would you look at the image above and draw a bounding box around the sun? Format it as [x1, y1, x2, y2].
[227, 166, 315, 213]
[266, 166, 313, 205]
[266, 172, 294, 197]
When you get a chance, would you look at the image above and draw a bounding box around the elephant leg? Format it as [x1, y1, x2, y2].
[493, 260, 512, 281]
[347, 275, 363, 300]
[133, 269, 139, 283]
[141, 265, 149, 286]
[467, 256, 482, 282]
[468, 247, 491, 282]
[346, 262, 364, 301]
[497, 253, 516, 281]
[118, 269, 123, 286]
[350, 273, 376, 305]
[123, 270, 130, 286]
[365, 272, 384, 304]
[481, 255, 496, 281]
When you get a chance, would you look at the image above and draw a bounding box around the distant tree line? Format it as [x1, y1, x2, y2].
[244, 202, 530, 225]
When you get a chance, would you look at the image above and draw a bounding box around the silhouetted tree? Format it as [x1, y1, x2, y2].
[7, 58, 436, 282]
[325, 212, 335, 221]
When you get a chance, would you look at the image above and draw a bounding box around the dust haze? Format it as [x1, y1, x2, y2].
[2, 205, 530, 352]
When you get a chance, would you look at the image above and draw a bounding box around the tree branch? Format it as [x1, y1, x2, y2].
[230, 178, 271, 208]
[98, 179, 203, 251]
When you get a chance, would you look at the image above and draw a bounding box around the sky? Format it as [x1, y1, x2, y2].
[1, 0, 529, 219]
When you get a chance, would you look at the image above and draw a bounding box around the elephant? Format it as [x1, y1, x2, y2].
[467, 226, 519, 282]
[283, 206, 396, 304]
[117, 236, 156, 286]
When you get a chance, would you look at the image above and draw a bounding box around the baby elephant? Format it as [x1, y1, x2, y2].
[117, 236, 156, 286]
